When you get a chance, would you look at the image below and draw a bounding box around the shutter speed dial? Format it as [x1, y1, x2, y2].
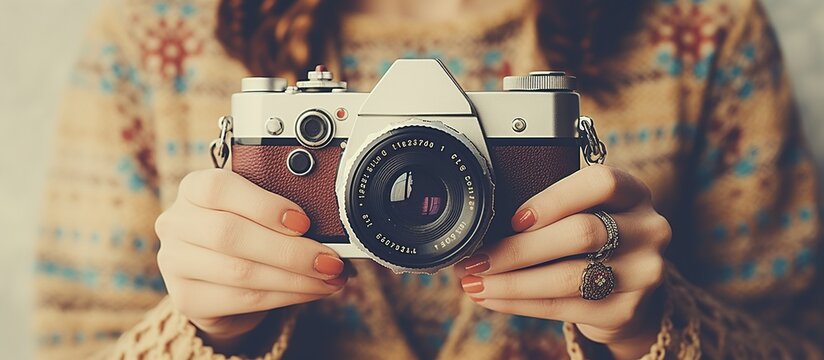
[503, 71, 577, 91]
[241, 77, 287, 92]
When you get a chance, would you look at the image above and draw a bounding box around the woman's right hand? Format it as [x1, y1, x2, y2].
[155, 169, 347, 349]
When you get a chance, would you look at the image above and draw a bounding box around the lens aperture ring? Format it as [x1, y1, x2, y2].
[338, 119, 495, 273]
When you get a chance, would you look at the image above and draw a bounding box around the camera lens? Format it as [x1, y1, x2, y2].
[296, 110, 334, 148]
[343, 124, 494, 272]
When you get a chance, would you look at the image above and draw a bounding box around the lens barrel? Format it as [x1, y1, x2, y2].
[343, 123, 494, 272]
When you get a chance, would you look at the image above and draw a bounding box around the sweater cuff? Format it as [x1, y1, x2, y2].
[106, 297, 300, 359]
[563, 262, 701, 360]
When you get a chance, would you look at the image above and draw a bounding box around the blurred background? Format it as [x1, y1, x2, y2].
[0, 0, 822, 358]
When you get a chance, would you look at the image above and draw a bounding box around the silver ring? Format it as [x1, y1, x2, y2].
[580, 211, 619, 300]
[589, 211, 619, 262]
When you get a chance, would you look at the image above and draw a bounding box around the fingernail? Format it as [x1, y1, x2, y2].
[462, 254, 490, 275]
[324, 275, 348, 287]
[314, 253, 344, 276]
[461, 275, 484, 294]
[512, 208, 536, 232]
[282, 210, 311, 235]
[470, 296, 485, 303]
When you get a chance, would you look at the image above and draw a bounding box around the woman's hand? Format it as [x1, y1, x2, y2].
[454, 164, 671, 359]
[155, 169, 347, 352]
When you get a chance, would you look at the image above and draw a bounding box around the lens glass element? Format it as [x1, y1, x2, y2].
[387, 166, 447, 227]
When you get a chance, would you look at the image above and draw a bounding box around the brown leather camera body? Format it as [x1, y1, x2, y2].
[232, 139, 580, 244]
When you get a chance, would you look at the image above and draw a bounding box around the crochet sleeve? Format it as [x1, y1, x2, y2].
[99, 298, 299, 360]
[564, 1, 824, 358]
[34, 3, 298, 358]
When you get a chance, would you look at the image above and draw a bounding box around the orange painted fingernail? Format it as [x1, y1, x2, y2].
[512, 208, 536, 232]
[463, 254, 490, 275]
[314, 253, 344, 276]
[461, 275, 484, 294]
[282, 210, 311, 235]
[470, 296, 485, 303]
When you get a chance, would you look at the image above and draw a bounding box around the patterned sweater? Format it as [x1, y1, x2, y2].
[36, 0, 824, 358]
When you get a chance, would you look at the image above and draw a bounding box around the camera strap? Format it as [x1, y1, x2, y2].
[209, 115, 607, 169]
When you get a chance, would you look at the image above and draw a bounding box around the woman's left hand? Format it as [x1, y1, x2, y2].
[454, 164, 671, 359]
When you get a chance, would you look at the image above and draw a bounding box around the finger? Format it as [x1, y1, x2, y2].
[179, 169, 310, 236]
[461, 252, 664, 300]
[455, 212, 642, 278]
[513, 165, 651, 232]
[163, 203, 344, 280]
[157, 240, 347, 294]
[167, 278, 328, 319]
[470, 291, 641, 329]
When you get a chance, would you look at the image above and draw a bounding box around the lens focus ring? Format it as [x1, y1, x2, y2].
[340, 121, 495, 273]
[295, 109, 334, 148]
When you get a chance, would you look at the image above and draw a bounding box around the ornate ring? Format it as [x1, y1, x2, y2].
[589, 211, 620, 262]
[580, 211, 619, 300]
[580, 261, 616, 300]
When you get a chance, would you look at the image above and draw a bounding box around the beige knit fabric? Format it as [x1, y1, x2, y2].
[36, 0, 823, 359]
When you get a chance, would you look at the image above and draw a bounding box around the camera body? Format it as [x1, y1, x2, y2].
[231, 59, 581, 273]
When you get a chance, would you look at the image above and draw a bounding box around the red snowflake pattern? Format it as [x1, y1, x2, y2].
[650, 3, 729, 63]
[136, 17, 203, 80]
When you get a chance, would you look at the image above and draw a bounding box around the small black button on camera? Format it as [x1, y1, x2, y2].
[287, 149, 314, 176]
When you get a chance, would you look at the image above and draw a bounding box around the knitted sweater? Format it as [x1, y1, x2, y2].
[36, 0, 823, 358]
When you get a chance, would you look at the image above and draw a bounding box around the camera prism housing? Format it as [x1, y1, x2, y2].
[231, 59, 581, 273]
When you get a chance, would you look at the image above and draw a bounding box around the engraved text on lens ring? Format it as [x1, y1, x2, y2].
[354, 137, 480, 255]
[374, 233, 418, 254]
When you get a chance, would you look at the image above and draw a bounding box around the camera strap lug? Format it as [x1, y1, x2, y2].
[210, 115, 233, 169]
[577, 116, 607, 165]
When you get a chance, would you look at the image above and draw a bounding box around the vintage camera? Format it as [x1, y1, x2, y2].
[230, 59, 583, 273]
